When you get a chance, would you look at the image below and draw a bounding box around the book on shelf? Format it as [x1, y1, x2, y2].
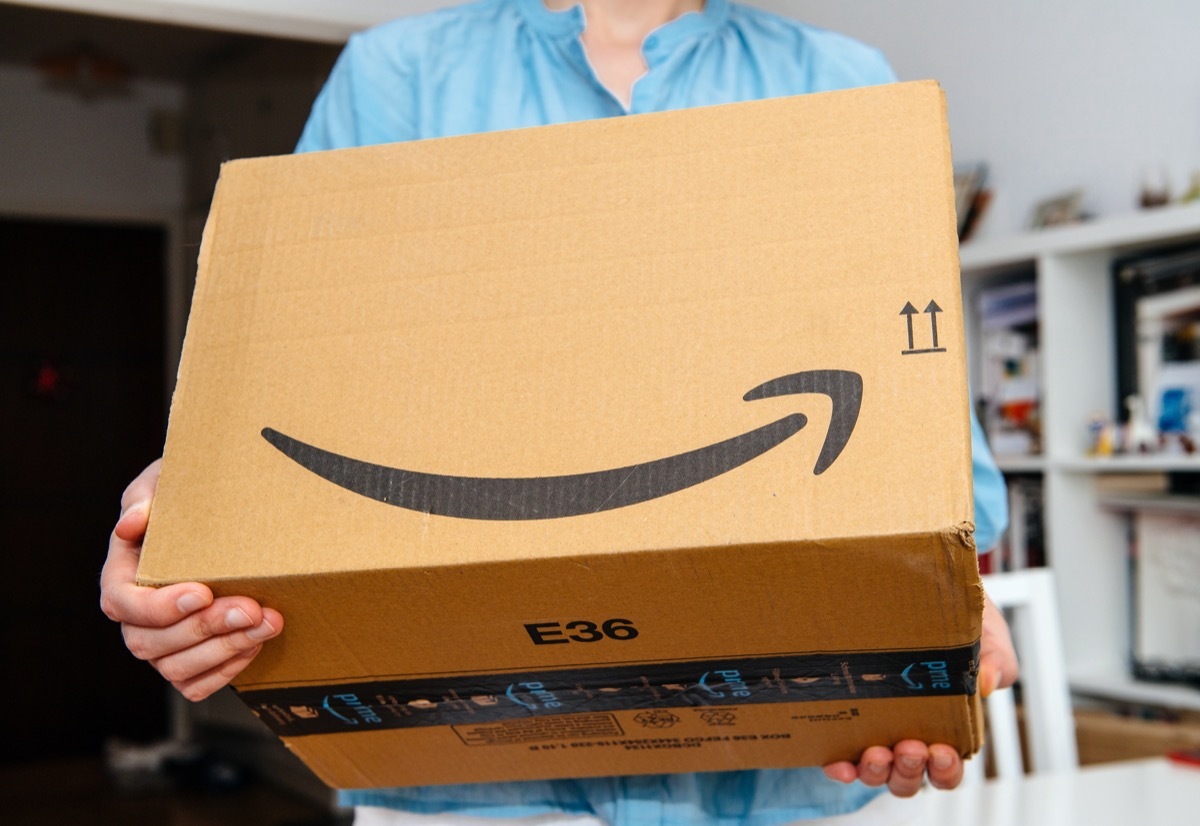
[1094, 472, 1172, 495]
[1096, 474, 1200, 514]
[977, 279, 1041, 457]
[981, 474, 1044, 573]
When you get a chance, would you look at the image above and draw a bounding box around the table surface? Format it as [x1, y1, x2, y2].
[808, 757, 1200, 826]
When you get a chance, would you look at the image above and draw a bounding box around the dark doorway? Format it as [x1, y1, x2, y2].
[0, 216, 170, 762]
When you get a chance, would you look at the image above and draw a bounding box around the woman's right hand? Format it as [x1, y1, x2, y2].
[99, 459, 284, 701]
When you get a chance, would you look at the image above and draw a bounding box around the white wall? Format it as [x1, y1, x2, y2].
[12, 0, 1200, 241]
[758, 0, 1200, 240]
[0, 63, 185, 218]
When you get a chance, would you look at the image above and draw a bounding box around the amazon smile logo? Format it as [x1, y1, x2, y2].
[262, 369, 861, 521]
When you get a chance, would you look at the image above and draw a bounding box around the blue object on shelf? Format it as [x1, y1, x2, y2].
[1158, 386, 1192, 433]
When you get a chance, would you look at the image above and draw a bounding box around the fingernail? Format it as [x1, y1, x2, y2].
[225, 608, 254, 630]
[247, 618, 278, 641]
[176, 592, 208, 614]
[899, 756, 922, 771]
[932, 752, 953, 770]
[865, 762, 887, 778]
[116, 502, 147, 531]
[120, 501, 147, 519]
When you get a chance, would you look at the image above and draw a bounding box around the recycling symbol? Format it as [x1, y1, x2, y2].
[700, 710, 738, 726]
[634, 710, 681, 729]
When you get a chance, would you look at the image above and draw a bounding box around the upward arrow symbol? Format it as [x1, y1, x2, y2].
[924, 300, 943, 349]
[900, 300, 948, 355]
[900, 301, 920, 350]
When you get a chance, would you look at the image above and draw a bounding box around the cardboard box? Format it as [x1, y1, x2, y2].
[139, 80, 985, 789]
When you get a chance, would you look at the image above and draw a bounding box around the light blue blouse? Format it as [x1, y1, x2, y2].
[296, 0, 896, 148]
[295, 1, 1008, 821]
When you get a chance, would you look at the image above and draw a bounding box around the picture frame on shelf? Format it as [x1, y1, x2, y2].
[953, 162, 989, 241]
[1113, 243, 1200, 436]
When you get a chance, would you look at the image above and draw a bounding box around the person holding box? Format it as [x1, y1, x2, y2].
[101, 2, 1016, 823]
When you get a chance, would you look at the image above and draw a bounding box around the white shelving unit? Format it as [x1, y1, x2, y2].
[959, 202, 1200, 712]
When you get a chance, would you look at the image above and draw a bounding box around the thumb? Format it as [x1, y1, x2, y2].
[114, 499, 150, 543]
[979, 658, 1004, 698]
[979, 591, 1019, 698]
[115, 459, 163, 542]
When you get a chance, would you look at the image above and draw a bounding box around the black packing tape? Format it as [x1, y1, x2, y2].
[237, 643, 980, 738]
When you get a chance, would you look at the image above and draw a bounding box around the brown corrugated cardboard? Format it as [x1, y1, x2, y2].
[139, 80, 985, 789]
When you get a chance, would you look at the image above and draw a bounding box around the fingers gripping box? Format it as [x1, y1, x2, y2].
[138, 81, 985, 788]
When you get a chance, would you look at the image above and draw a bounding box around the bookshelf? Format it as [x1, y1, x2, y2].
[959, 202, 1200, 713]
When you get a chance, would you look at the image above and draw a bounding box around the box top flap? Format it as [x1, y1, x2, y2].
[140, 80, 972, 583]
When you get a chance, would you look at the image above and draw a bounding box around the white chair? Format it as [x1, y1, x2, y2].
[966, 567, 1079, 781]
